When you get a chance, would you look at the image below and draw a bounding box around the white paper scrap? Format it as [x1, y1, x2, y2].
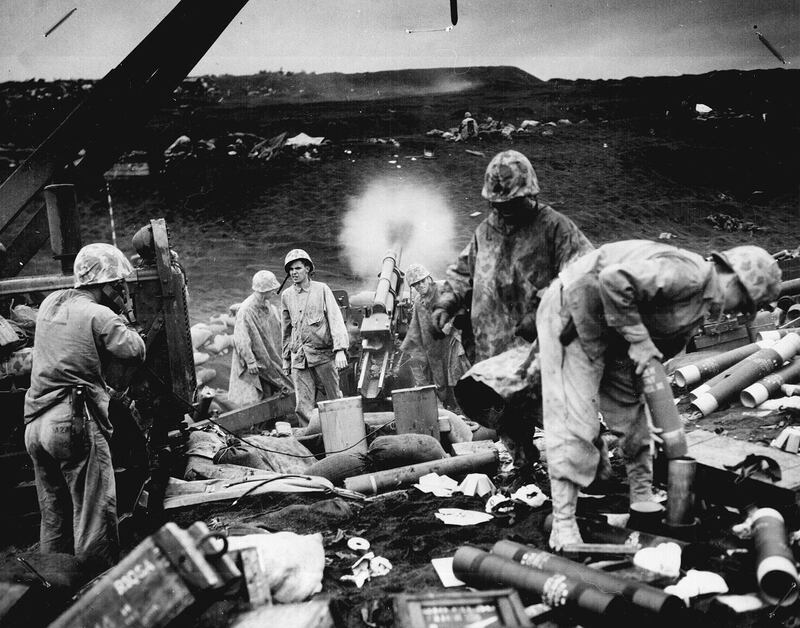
[431, 557, 465, 587]
[435, 508, 494, 526]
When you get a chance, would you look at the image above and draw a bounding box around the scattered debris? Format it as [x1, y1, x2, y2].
[633, 542, 682, 577]
[705, 212, 763, 233]
[340, 551, 393, 588]
[414, 472, 460, 497]
[431, 557, 466, 587]
[457, 473, 495, 497]
[434, 508, 494, 526]
[771, 426, 800, 453]
[664, 570, 729, 603]
[510, 483, 548, 508]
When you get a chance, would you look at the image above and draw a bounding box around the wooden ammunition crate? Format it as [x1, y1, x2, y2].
[393, 589, 531, 628]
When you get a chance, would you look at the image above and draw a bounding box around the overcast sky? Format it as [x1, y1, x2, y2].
[2, 0, 797, 82]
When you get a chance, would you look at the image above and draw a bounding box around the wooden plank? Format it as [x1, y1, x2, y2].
[392, 386, 440, 439]
[150, 219, 196, 401]
[193, 394, 295, 434]
[684, 428, 719, 447]
[0, 268, 156, 297]
[0, 205, 50, 278]
[686, 429, 800, 490]
[230, 600, 333, 628]
[363, 411, 451, 434]
[239, 547, 271, 608]
[0, 582, 30, 620]
[162, 476, 333, 510]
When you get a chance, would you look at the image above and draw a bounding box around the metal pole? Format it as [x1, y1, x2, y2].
[105, 181, 118, 248]
[43, 183, 82, 275]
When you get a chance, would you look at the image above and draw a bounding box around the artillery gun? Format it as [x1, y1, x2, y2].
[336, 245, 414, 407]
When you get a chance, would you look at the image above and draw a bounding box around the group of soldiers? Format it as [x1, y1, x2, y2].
[229, 249, 350, 427]
[429, 150, 779, 550]
[22, 149, 782, 569]
[233, 149, 781, 551]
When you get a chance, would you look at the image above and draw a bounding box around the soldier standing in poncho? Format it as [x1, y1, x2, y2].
[229, 270, 293, 407]
[431, 150, 593, 475]
[432, 150, 594, 362]
[400, 263, 471, 410]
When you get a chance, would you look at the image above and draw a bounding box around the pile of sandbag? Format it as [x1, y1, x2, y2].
[0, 304, 38, 384]
[191, 308, 237, 386]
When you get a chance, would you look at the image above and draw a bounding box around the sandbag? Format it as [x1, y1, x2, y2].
[191, 323, 213, 350]
[9, 304, 38, 333]
[472, 425, 498, 442]
[0, 315, 24, 350]
[455, 345, 542, 430]
[207, 334, 233, 354]
[0, 347, 33, 379]
[196, 367, 217, 386]
[194, 351, 210, 365]
[439, 409, 473, 444]
[367, 434, 446, 471]
[207, 322, 228, 336]
[226, 532, 324, 603]
[210, 313, 236, 328]
[244, 434, 314, 474]
[307, 452, 366, 486]
[185, 429, 226, 459]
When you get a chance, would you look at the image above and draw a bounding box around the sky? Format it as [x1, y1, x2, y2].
[1, 0, 797, 83]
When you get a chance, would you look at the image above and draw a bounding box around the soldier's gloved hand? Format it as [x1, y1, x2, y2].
[247, 363, 259, 375]
[283, 362, 292, 376]
[334, 350, 348, 370]
[514, 312, 538, 343]
[430, 309, 451, 339]
[628, 338, 663, 376]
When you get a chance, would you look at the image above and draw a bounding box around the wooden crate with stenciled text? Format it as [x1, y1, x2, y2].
[49, 522, 239, 628]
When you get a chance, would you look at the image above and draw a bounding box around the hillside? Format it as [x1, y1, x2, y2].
[209, 65, 542, 104]
[2, 66, 799, 323]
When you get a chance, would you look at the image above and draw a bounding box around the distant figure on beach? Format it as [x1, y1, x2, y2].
[458, 111, 478, 141]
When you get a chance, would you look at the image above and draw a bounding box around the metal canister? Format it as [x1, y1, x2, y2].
[752, 508, 799, 606]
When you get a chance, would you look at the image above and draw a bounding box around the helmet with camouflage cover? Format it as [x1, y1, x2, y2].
[252, 270, 280, 293]
[405, 263, 431, 286]
[481, 150, 540, 202]
[73, 243, 134, 288]
[284, 249, 314, 273]
[711, 245, 782, 311]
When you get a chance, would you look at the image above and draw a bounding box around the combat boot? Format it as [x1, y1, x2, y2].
[549, 479, 583, 550]
[626, 448, 654, 503]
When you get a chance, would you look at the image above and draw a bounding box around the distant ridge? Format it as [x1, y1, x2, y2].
[208, 66, 542, 102]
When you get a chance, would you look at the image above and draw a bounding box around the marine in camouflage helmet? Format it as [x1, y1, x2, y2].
[73, 243, 134, 288]
[252, 270, 280, 293]
[405, 263, 431, 287]
[481, 149, 541, 203]
[711, 245, 781, 312]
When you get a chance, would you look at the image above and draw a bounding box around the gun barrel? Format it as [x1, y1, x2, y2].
[372, 246, 403, 314]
